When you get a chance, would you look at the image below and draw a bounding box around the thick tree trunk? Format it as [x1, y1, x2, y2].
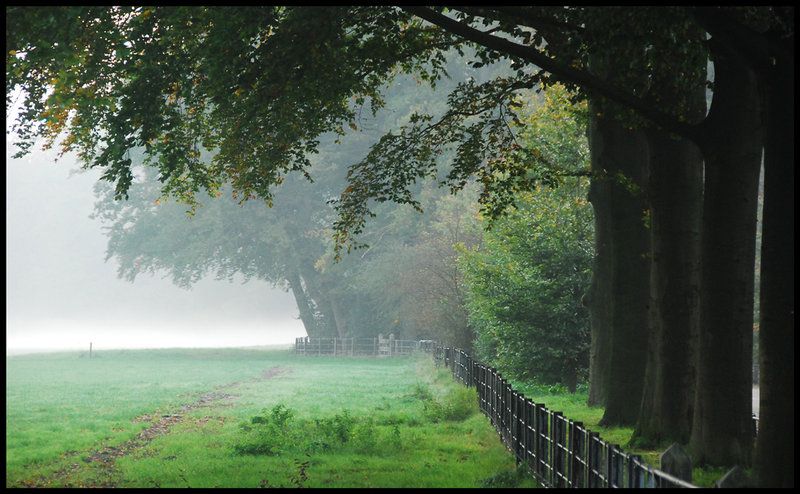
[690, 51, 762, 467]
[755, 50, 794, 488]
[297, 264, 338, 338]
[593, 116, 651, 427]
[329, 295, 349, 339]
[634, 128, 703, 445]
[634, 77, 705, 446]
[287, 270, 321, 338]
[586, 110, 614, 407]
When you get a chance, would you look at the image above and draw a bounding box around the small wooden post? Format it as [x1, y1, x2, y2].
[89, 342, 92, 359]
[333, 337, 337, 356]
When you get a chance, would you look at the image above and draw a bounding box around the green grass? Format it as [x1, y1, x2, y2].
[6, 348, 536, 488]
[508, 380, 730, 487]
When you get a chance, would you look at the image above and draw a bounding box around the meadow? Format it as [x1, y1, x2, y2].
[6, 347, 535, 488]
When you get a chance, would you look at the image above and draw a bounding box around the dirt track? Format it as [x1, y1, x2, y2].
[18, 366, 289, 488]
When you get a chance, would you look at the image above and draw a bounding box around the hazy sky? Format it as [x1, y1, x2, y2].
[6, 139, 306, 354]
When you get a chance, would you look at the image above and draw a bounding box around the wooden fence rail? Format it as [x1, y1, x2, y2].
[294, 336, 434, 357]
[433, 345, 700, 488]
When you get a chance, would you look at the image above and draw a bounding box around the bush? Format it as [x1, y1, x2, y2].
[234, 404, 296, 456]
[351, 418, 379, 451]
[314, 409, 356, 444]
[409, 382, 434, 402]
[422, 386, 477, 423]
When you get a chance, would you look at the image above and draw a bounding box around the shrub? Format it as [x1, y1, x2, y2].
[423, 386, 477, 423]
[351, 418, 379, 451]
[314, 409, 356, 445]
[234, 404, 296, 456]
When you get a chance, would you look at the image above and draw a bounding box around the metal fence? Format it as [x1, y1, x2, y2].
[433, 345, 699, 488]
[294, 337, 434, 357]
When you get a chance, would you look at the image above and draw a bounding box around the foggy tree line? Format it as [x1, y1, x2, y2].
[6, 6, 792, 486]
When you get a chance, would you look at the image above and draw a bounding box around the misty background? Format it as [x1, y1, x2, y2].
[6, 141, 305, 355]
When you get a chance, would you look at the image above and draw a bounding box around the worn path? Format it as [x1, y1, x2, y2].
[17, 366, 290, 488]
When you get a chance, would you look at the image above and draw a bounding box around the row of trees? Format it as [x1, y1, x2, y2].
[7, 6, 792, 486]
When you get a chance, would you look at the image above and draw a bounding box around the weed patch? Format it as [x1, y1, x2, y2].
[234, 405, 383, 457]
[234, 404, 295, 456]
[421, 386, 477, 423]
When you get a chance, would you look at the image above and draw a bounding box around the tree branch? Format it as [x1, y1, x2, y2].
[457, 6, 584, 35]
[691, 7, 773, 74]
[402, 6, 701, 142]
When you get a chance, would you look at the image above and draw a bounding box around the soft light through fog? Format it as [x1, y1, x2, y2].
[6, 109, 305, 355]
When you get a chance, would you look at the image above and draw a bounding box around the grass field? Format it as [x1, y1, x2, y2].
[6, 347, 535, 488]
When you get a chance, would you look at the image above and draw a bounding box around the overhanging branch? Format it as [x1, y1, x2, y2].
[403, 6, 701, 142]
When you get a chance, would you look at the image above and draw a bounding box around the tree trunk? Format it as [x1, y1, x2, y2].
[287, 270, 321, 338]
[634, 76, 705, 445]
[329, 295, 349, 339]
[634, 128, 703, 445]
[586, 109, 614, 407]
[298, 265, 338, 338]
[593, 115, 651, 427]
[754, 48, 793, 488]
[690, 50, 762, 467]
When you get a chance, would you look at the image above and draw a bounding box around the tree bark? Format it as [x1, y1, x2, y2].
[634, 128, 703, 445]
[690, 49, 762, 467]
[593, 115, 651, 427]
[586, 109, 614, 408]
[633, 75, 705, 445]
[754, 48, 794, 488]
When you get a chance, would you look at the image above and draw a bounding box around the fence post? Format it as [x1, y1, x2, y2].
[516, 394, 525, 464]
[333, 337, 337, 356]
[552, 411, 565, 487]
[569, 421, 584, 487]
[586, 431, 599, 487]
[606, 443, 622, 488]
[498, 379, 507, 444]
[629, 454, 643, 488]
[533, 403, 543, 478]
[524, 399, 533, 470]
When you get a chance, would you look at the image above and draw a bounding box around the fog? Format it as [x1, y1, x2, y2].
[6, 141, 305, 355]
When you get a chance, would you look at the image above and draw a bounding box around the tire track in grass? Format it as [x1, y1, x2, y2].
[17, 366, 290, 488]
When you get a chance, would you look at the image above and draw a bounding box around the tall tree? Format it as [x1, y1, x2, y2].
[633, 26, 707, 445]
[589, 112, 650, 426]
[688, 47, 763, 467]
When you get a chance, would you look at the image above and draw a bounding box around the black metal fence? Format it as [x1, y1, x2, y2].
[433, 346, 699, 488]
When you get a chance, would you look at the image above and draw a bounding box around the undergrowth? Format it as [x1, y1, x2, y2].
[234, 383, 478, 460]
